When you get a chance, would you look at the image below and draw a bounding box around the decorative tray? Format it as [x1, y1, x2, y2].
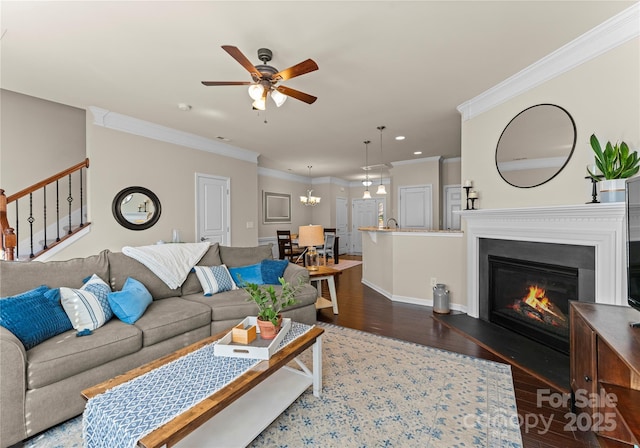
[214, 317, 291, 360]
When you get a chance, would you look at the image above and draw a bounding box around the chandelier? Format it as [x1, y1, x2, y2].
[300, 166, 321, 206]
[363, 140, 372, 199]
[376, 125, 387, 195]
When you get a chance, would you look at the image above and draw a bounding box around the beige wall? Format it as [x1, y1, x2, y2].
[0, 90, 85, 191]
[49, 119, 258, 260]
[257, 174, 312, 238]
[460, 38, 640, 210]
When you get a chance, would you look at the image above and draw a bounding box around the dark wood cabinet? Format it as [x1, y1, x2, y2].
[570, 302, 640, 446]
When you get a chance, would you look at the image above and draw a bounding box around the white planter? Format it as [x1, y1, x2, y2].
[599, 179, 626, 203]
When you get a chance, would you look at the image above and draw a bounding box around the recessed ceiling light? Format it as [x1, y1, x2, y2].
[216, 136, 231, 142]
[395, 136, 405, 141]
[414, 151, 422, 155]
[177, 103, 192, 111]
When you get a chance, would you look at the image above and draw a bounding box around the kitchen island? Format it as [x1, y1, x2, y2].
[358, 227, 465, 310]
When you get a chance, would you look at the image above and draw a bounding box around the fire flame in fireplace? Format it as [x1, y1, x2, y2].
[509, 285, 567, 327]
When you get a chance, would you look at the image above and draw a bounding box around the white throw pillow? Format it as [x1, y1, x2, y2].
[59, 274, 112, 332]
[193, 265, 237, 296]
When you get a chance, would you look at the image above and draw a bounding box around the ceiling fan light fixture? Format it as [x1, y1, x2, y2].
[248, 84, 264, 100]
[271, 89, 287, 107]
[252, 97, 266, 111]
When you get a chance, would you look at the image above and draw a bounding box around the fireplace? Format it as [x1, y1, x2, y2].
[478, 238, 595, 353]
[488, 255, 576, 354]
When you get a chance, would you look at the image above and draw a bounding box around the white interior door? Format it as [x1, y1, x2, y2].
[196, 173, 230, 245]
[336, 197, 348, 254]
[351, 198, 378, 254]
[443, 184, 462, 230]
[399, 185, 432, 229]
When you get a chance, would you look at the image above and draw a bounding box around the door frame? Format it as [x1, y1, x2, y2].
[443, 184, 462, 230]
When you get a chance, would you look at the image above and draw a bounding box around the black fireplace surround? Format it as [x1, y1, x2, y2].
[479, 239, 595, 354]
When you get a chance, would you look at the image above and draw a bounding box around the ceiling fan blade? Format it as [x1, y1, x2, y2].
[201, 81, 252, 86]
[276, 85, 317, 104]
[273, 59, 318, 81]
[221, 45, 261, 79]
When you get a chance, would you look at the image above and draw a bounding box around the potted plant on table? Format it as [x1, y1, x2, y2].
[587, 134, 640, 202]
[243, 277, 300, 339]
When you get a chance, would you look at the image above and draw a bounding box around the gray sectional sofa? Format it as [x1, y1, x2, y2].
[0, 243, 318, 448]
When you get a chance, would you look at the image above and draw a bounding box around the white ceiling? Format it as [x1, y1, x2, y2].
[1, 1, 633, 182]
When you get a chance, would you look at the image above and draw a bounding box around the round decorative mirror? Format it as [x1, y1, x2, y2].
[495, 104, 576, 188]
[112, 186, 161, 230]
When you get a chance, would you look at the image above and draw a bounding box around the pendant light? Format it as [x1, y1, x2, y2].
[376, 125, 387, 195]
[363, 140, 372, 199]
[300, 166, 321, 206]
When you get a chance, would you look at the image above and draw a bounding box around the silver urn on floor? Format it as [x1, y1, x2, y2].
[433, 283, 450, 314]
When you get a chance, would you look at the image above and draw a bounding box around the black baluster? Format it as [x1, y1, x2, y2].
[28, 193, 35, 258]
[56, 180, 61, 242]
[67, 174, 73, 234]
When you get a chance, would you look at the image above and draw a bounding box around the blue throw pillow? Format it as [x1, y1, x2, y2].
[193, 265, 237, 296]
[0, 285, 73, 350]
[261, 259, 289, 284]
[108, 277, 153, 324]
[228, 263, 264, 286]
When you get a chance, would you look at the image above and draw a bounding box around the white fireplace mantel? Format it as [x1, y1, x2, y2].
[459, 203, 626, 318]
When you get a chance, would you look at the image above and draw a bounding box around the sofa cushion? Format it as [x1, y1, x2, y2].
[108, 277, 153, 324]
[0, 286, 73, 350]
[132, 297, 211, 347]
[0, 250, 110, 297]
[107, 252, 180, 300]
[26, 319, 141, 389]
[219, 244, 273, 268]
[182, 289, 259, 322]
[193, 265, 237, 296]
[228, 263, 264, 286]
[54, 274, 113, 333]
[181, 243, 222, 295]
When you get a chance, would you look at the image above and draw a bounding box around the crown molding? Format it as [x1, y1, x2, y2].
[257, 166, 309, 184]
[457, 2, 640, 121]
[391, 156, 442, 167]
[89, 106, 259, 163]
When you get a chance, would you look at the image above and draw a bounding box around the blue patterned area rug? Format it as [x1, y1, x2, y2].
[24, 323, 522, 447]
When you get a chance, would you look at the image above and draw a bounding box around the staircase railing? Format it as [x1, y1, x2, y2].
[0, 158, 90, 261]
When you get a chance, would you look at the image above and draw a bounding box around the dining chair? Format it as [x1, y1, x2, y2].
[317, 229, 338, 265]
[276, 230, 305, 265]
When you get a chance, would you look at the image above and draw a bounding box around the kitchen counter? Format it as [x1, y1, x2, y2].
[358, 226, 462, 234]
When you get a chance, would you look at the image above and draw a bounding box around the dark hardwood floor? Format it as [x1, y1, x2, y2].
[315, 256, 614, 448]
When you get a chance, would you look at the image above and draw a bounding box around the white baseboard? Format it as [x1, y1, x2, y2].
[361, 278, 467, 313]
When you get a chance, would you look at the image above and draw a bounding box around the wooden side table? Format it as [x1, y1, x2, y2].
[307, 265, 342, 314]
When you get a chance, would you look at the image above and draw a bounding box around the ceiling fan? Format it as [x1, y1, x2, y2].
[202, 45, 318, 110]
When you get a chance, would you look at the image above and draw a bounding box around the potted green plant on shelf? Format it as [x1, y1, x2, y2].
[587, 133, 640, 203]
[243, 277, 300, 339]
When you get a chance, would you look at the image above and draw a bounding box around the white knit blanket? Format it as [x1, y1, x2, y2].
[122, 242, 210, 289]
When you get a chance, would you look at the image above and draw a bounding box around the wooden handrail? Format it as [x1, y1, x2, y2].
[6, 158, 89, 203]
[1, 158, 90, 260]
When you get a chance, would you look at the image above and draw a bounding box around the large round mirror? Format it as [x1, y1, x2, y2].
[496, 104, 576, 188]
[112, 186, 161, 230]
